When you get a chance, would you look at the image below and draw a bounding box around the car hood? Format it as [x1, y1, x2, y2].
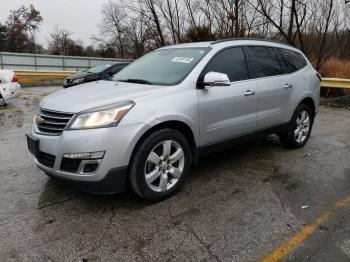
[65, 71, 91, 80]
[40, 80, 165, 113]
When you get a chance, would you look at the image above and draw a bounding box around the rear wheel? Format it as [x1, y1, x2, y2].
[129, 129, 192, 201]
[279, 104, 314, 149]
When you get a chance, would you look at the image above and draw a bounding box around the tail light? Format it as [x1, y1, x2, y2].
[11, 74, 18, 83]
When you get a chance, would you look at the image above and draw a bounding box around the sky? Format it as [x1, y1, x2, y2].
[0, 0, 106, 48]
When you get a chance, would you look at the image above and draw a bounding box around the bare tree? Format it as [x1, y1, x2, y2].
[93, 0, 349, 71]
[100, 1, 128, 58]
[48, 26, 75, 55]
[140, 0, 166, 46]
[4, 4, 43, 52]
[158, 0, 182, 43]
[314, 0, 340, 70]
[127, 14, 152, 58]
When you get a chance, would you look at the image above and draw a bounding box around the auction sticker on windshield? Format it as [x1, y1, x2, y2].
[171, 57, 194, 63]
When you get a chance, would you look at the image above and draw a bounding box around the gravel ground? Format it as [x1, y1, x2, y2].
[321, 95, 350, 110]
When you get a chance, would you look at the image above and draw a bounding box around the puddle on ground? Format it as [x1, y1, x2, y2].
[0, 107, 24, 130]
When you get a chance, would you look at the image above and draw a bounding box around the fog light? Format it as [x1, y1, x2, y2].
[83, 162, 100, 173]
[63, 151, 105, 159]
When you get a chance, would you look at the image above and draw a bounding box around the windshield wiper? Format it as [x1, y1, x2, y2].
[118, 78, 153, 85]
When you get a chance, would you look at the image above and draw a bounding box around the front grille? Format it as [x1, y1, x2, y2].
[60, 158, 82, 173]
[37, 151, 56, 168]
[36, 108, 74, 136]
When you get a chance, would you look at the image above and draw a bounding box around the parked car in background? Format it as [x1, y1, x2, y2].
[0, 70, 21, 105]
[27, 39, 320, 201]
[63, 62, 131, 88]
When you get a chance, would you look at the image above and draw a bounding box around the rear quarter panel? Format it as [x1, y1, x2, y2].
[287, 65, 320, 121]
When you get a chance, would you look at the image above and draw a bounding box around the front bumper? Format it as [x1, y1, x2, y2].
[43, 166, 128, 194]
[29, 122, 149, 193]
[0, 83, 21, 100]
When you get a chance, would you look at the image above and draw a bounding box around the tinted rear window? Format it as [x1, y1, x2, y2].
[279, 48, 307, 74]
[203, 47, 249, 82]
[244, 46, 283, 78]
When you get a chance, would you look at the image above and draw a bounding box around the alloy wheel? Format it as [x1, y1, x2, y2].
[294, 110, 310, 143]
[144, 140, 185, 192]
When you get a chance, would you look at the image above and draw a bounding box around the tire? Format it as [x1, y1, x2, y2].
[129, 129, 192, 201]
[279, 104, 314, 149]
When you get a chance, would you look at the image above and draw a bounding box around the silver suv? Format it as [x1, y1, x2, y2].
[27, 39, 320, 201]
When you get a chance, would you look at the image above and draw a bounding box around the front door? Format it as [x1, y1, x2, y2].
[197, 47, 258, 146]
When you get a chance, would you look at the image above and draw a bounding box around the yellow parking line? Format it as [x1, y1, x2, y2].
[261, 195, 350, 262]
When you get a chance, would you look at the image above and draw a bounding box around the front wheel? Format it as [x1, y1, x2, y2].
[129, 129, 192, 201]
[279, 104, 314, 149]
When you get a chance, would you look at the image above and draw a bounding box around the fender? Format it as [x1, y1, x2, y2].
[147, 114, 199, 145]
[288, 92, 317, 121]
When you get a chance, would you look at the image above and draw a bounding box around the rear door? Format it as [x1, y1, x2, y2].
[244, 46, 291, 130]
[197, 47, 258, 146]
[276, 47, 311, 118]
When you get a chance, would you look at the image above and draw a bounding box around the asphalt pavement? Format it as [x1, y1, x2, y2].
[0, 86, 349, 262]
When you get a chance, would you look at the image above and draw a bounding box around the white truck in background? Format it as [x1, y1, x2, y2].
[0, 70, 21, 105]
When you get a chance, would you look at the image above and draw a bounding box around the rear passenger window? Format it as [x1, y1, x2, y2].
[244, 46, 282, 78]
[204, 47, 249, 82]
[279, 48, 307, 74]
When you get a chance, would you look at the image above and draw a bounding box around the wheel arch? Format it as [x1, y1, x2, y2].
[129, 120, 199, 168]
[289, 95, 317, 121]
[298, 97, 316, 116]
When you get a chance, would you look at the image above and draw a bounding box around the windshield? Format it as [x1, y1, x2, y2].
[86, 64, 112, 73]
[114, 47, 209, 85]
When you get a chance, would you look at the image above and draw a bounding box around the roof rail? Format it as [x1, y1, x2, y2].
[210, 37, 295, 48]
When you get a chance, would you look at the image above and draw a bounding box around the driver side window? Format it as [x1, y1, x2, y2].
[203, 47, 249, 82]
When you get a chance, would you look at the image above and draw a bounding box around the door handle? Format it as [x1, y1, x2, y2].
[284, 83, 293, 89]
[244, 90, 256, 96]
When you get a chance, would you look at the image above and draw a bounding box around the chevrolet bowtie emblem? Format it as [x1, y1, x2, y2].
[35, 115, 44, 125]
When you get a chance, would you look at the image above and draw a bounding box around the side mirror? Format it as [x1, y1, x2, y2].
[201, 72, 230, 88]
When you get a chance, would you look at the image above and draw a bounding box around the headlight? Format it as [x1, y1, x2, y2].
[69, 101, 135, 129]
[72, 77, 85, 84]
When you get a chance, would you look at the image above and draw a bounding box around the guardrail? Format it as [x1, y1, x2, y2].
[320, 78, 350, 89]
[14, 70, 74, 85]
[11, 71, 350, 88]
